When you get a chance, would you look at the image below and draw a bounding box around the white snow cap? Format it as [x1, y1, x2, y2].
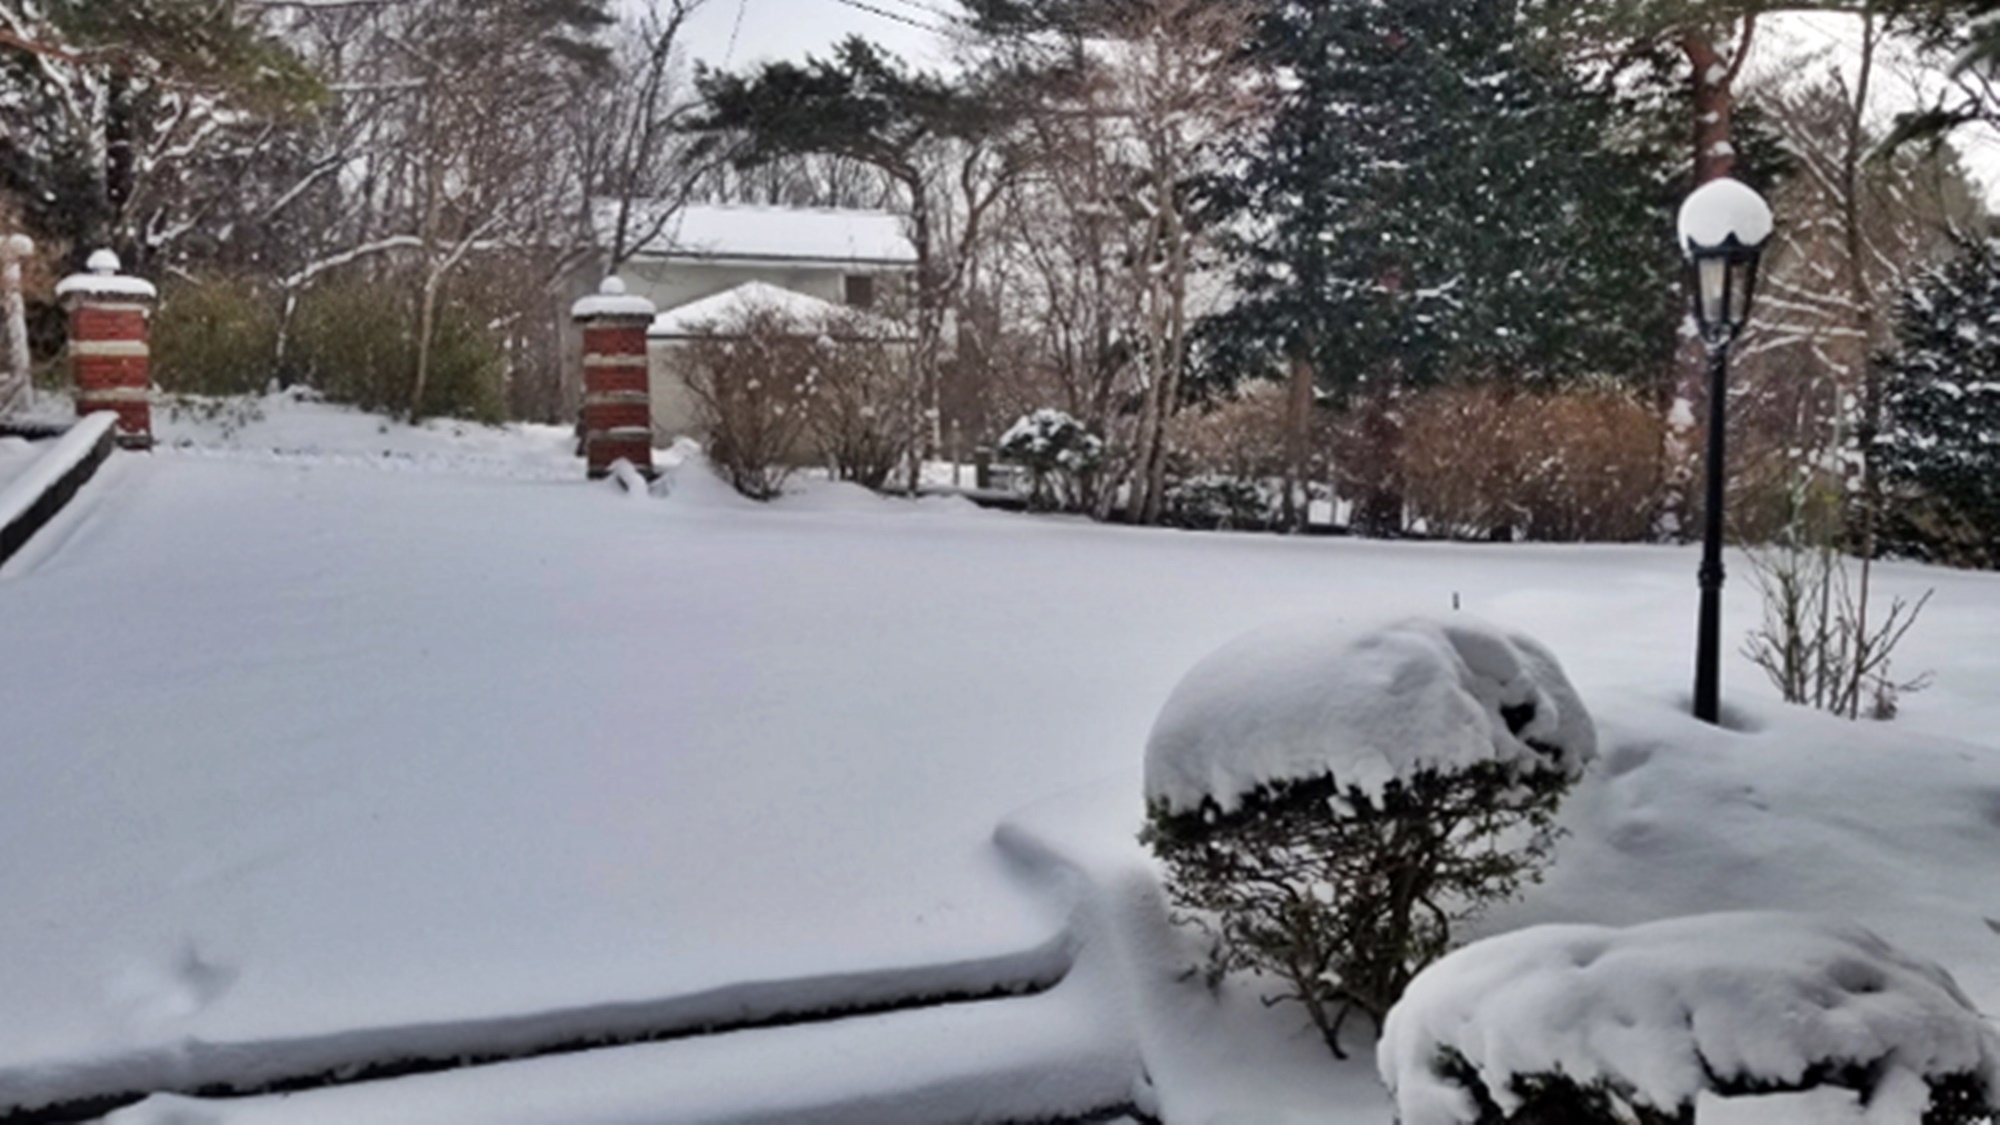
[570, 275, 657, 320]
[650, 281, 908, 339]
[1677, 177, 1773, 258]
[1143, 615, 1594, 815]
[54, 248, 157, 301]
[1379, 913, 2000, 1125]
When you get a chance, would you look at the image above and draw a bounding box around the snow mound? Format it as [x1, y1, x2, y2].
[1379, 913, 2000, 1125]
[1143, 615, 1594, 815]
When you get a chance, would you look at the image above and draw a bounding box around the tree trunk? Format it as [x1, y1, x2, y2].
[1283, 351, 1314, 531]
[1660, 22, 1752, 540]
[411, 271, 440, 420]
[1680, 31, 1739, 185]
[1844, 11, 1880, 718]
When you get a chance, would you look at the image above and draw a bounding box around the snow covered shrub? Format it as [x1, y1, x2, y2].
[999, 408, 1104, 511]
[151, 277, 280, 397]
[1141, 616, 1595, 1059]
[797, 311, 917, 491]
[679, 307, 817, 501]
[1379, 913, 2000, 1125]
[1876, 237, 2000, 569]
[1399, 384, 1661, 542]
[1163, 473, 1279, 531]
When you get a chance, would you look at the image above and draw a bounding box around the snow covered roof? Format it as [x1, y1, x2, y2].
[1143, 615, 1595, 814]
[1379, 913, 2000, 1125]
[649, 281, 909, 340]
[599, 202, 917, 268]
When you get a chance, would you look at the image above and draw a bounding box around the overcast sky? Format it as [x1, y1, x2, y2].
[671, 0, 960, 70]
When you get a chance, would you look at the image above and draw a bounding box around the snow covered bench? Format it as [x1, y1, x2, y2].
[1379, 912, 2000, 1125]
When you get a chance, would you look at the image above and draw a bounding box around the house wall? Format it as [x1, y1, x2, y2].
[648, 341, 700, 438]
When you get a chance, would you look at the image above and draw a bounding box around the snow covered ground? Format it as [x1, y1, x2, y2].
[0, 433, 41, 494]
[2, 393, 1999, 1122]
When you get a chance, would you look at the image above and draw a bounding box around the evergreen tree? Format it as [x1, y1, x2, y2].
[1213, 0, 1677, 396]
[1875, 235, 2000, 568]
[0, 0, 320, 263]
[1203, 0, 1681, 531]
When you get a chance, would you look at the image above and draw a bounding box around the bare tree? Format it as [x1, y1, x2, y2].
[976, 0, 1264, 521]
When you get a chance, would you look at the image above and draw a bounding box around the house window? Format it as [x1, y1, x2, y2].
[844, 274, 876, 309]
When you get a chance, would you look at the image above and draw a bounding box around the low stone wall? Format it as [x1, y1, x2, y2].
[0, 411, 116, 568]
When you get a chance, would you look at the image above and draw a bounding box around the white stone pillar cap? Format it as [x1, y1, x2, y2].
[571, 275, 657, 320]
[55, 249, 158, 302]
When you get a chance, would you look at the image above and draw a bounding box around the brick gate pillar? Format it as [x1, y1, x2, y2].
[570, 276, 657, 480]
[56, 250, 158, 449]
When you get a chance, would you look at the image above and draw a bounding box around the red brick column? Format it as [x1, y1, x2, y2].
[56, 250, 157, 450]
[571, 276, 657, 480]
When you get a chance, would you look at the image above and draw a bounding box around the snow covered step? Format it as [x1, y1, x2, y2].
[105, 979, 1144, 1125]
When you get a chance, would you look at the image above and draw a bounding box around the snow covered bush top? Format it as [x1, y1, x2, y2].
[1379, 913, 2000, 1125]
[998, 408, 1104, 472]
[1143, 615, 1594, 815]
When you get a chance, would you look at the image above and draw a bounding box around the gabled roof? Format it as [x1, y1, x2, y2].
[649, 281, 910, 340]
[599, 202, 917, 269]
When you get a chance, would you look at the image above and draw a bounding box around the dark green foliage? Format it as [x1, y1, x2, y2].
[290, 282, 504, 424]
[1205, 0, 1682, 402]
[1142, 757, 1570, 1060]
[0, 1, 321, 262]
[1876, 236, 2000, 568]
[1162, 474, 1278, 532]
[1430, 1046, 1996, 1124]
[1433, 1047, 1689, 1125]
[998, 408, 1104, 511]
[151, 278, 281, 397]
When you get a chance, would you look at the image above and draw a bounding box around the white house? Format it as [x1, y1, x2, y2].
[579, 202, 918, 439]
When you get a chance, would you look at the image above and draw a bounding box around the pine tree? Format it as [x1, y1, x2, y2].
[0, 0, 320, 263]
[1875, 235, 2000, 568]
[1205, 0, 1680, 533]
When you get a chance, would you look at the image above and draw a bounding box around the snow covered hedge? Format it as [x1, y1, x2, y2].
[1379, 913, 2000, 1125]
[1141, 616, 1595, 1059]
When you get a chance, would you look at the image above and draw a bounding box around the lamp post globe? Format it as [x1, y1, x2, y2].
[1676, 177, 1772, 725]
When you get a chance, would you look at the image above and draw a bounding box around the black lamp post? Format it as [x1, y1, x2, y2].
[1678, 178, 1772, 725]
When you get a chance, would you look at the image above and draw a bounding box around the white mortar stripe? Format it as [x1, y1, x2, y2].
[71, 340, 150, 358]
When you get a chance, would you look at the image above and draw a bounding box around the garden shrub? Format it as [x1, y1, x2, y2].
[1141, 616, 1594, 1060]
[1380, 913, 2000, 1125]
[289, 280, 504, 423]
[799, 310, 917, 491]
[1399, 383, 1661, 542]
[678, 307, 817, 501]
[998, 407, 1104, 511]
[1162, 473, 1279, 531]
[151, 276, 282, 397]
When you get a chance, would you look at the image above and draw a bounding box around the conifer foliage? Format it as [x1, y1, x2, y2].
[1208, 0, 1678, 400]
[1876, 236, 2000, 568]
